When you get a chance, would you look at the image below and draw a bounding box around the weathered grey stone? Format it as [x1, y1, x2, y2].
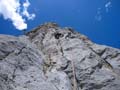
[0, 23, 120, 90]
[0, 35, 57, 90]
[27, 23, 120, 90]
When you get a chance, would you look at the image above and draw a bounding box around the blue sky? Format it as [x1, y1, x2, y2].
[0, 0, 120, 48]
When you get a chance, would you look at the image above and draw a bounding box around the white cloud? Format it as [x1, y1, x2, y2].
[0, 0, 35, 30]
[95, 1, 112, 21]
[95, 8, 102, 21]
[22, 0, 36, 20]
[105, 1, 112, 13]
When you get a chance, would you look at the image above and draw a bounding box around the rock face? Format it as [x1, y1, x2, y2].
[0, 23, 120, 90]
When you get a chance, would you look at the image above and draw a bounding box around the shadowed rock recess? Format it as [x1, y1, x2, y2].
[0, 23, 120, 90]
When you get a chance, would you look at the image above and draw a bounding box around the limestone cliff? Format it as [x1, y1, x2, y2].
[0, 23, 120, 90]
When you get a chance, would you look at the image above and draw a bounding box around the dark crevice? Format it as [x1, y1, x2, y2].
[88, 47, 113, 70]
[65, 27, 76, 34]
[104, 53, 120, 60]
[0, 44, 25, 60]
[52, 83, 60, 90]
[54, 33, 64, 39]
[97, 48, 107, 56]
[79, 57, 86, 63]
[0, 51, 14, 61]
[60, 47, 64, 56]
[60, 60, 71, 71]
[12, 67, 17, 80]
[12, 61, 20, 80]
[15, 47, 26, 55]
[65, 32, 76, 39]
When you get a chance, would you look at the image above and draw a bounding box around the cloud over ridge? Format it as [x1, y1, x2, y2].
[0, 0, 35, 30]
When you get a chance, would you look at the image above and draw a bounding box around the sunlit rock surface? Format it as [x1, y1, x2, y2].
[0, 23, 120, 90]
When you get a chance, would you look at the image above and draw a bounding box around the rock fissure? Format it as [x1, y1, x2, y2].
[88, 47, 113, 70]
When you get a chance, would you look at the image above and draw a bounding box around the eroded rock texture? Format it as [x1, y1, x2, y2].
[0, 23, 120, 90]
